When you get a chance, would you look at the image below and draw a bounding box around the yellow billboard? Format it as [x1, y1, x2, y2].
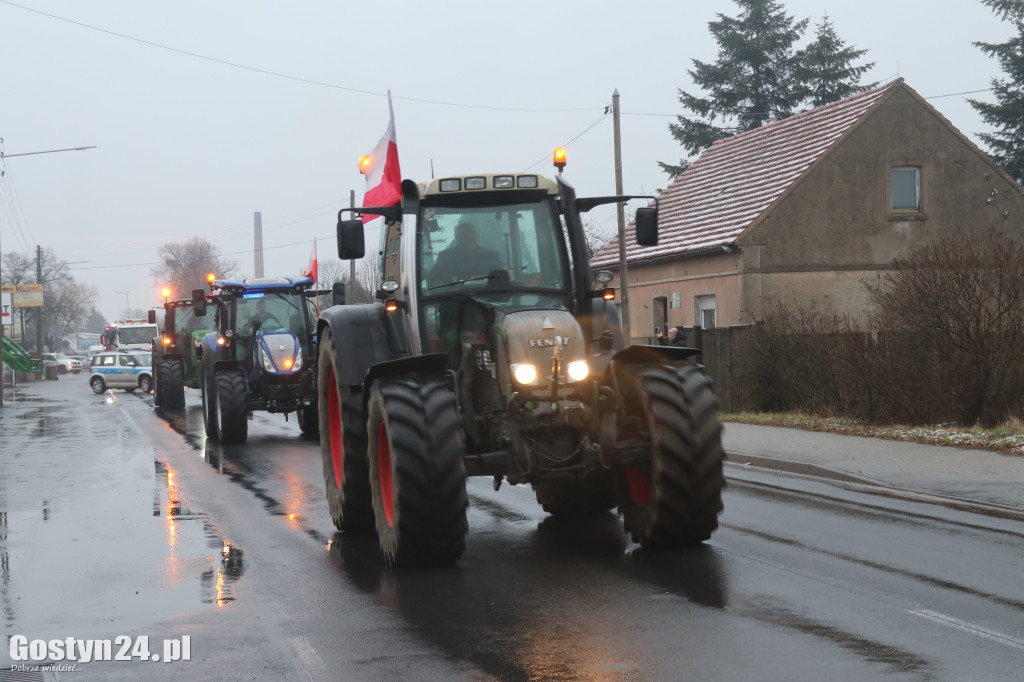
[0, 284, 44, 307]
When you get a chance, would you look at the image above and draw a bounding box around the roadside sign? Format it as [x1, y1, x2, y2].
[0, 284, 44, 307]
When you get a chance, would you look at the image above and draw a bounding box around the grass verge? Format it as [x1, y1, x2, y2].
[720, 412, 1024, 457]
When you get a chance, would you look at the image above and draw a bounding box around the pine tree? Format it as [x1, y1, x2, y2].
[796, 15, 876, 108]
[660, 0, 808, 178]
[970, 1, 1024, 182]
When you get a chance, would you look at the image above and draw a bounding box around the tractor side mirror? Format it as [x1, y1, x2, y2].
[337, 218, 366, 260]
[635, 207, 658, 247]
[332, 282, 346, 306]
[191, 289, 207, 317]
[147, 310, 156, 324]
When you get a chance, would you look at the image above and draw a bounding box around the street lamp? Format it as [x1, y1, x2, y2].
[114, 290, 130, 319]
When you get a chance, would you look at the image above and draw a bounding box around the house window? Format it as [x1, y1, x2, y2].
[890, 167, 920, 211]
[696, 294, 716, 329]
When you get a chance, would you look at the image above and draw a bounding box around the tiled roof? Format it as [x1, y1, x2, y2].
[591, 79, 901, 268]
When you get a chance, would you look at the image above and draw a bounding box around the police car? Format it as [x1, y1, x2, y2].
[89, 350, 154, 395]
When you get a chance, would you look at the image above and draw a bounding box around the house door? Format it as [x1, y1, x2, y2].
[653, 296, 668, 336]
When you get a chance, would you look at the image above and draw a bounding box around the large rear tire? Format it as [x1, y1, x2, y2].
[318, 328, 373, 532]
[201, 368, 219, 439]
[153, 358, 166, 407]
[160, 357, 186, 410]
[614, 363, 725, 547]
[216, 370, 248, 444]
[367, 378, 468, 566]
[533, 471, 617, 517]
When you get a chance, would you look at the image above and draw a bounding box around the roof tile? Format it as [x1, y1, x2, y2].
[591, 80, 899, 267]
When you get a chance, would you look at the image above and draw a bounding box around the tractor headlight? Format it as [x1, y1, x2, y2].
[512, 363, 538, 385]
[566, 360, 589, 382]
[260, 347, 275, 371]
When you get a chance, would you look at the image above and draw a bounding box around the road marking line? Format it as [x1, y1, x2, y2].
[908, 608, 1024, 650]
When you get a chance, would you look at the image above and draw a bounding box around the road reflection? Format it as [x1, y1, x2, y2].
[153, 460, 245, 607]
[328, 512, 729, 679]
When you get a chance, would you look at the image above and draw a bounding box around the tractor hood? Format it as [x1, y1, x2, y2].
[255, 329, 303, 374]
[498, 309, 587, 382]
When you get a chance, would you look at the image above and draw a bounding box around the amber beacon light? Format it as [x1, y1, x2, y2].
[553, 148, 567, 170]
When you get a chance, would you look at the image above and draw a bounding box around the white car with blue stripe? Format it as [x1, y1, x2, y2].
[89, 350, 154, 394]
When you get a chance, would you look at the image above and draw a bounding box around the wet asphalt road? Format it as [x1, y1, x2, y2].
[2, 374, 1023, 681]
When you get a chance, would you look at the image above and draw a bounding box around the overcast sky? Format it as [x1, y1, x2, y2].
[0, 0, 1014, 321]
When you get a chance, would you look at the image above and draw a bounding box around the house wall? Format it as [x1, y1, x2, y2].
[614, 251, 741, 332]
[736, 83, 1023, 323]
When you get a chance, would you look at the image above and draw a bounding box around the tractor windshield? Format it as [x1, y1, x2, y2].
[419, 201, 568, 297]
[233, 291, 312, 356]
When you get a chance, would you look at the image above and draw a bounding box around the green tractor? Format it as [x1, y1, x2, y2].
[149, 297, 213, 410]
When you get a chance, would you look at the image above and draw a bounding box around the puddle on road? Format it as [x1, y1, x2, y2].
[152, 403, 331, 546]
[0, 428, 246, 641]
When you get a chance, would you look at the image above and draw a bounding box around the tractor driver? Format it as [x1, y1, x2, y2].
[244, 298, 282, 335]
[427, 221, 503, 289]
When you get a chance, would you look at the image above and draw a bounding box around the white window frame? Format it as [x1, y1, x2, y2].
[695, 294, 717, 329]
[890, 166, 921, 212]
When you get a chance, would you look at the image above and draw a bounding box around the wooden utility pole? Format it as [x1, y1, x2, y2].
[612, 89, 631, 342]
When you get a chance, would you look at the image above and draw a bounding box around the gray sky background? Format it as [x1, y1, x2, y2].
[0, 0, 1014, 321]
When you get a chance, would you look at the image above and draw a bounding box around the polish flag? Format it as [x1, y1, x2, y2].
[359, 91, 402, 224]
[303, 238, 317, 282]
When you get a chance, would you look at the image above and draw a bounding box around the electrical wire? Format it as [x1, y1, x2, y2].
[0, 0, 601, 114]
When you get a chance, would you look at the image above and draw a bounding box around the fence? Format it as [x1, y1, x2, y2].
[631, 325, 756, 413]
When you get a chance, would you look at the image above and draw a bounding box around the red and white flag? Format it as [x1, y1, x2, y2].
[359, 90, 402, 224]
[303, 238, 318, 282]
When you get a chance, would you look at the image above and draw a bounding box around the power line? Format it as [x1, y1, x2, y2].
[0, 0, 600, 114]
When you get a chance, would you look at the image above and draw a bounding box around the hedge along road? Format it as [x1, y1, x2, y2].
[2, 374, 1022, 681]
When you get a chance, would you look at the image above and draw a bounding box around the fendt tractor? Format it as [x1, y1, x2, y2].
[148, 292, 214, 410]
[192, 276, 320, 444]
[317, 154, 726, 566]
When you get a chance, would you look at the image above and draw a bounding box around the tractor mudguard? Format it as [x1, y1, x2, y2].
[318, 303, 402, 387]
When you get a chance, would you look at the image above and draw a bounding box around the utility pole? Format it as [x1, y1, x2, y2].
[36, 245, 43, 356]
[612, 89, 631, 342]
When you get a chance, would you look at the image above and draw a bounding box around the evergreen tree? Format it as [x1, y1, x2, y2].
[84, 308, 107, 334]
[970, 0, 1024, 182]
[796, 15, 877, 107]
[660, 0, 808, 178]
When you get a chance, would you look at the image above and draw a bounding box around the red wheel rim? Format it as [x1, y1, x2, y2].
[626, 468, 651, 507]
[327, 367, 344, 490]
[378, 422, 395, 526]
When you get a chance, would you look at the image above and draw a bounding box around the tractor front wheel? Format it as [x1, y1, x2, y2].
[614, 363, 725, 547]
[216, 370, 248, 444]
[367, 378, 467, 566]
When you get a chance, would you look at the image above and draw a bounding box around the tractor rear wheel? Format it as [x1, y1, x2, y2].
[318, 328, 373, 532]
[153, 358, 165, 407]
[202, 368, 219, 439]
[160, 357, 186, 410]
[367, 378, 467, 565]
[216, 370, 248, 444]
[614, 362, 725, 547]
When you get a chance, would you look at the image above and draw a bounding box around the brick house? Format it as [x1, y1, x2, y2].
[591, 78, 1024, 336]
